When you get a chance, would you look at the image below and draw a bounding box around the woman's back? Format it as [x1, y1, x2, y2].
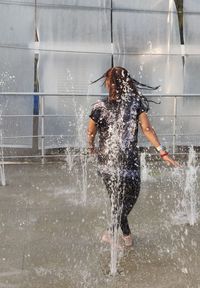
[90, 94, 147, 176]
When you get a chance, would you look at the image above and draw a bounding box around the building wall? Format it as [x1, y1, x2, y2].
[0, 1, 199, 150]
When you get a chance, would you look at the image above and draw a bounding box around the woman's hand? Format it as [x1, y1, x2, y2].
[160, 152, 180, 167]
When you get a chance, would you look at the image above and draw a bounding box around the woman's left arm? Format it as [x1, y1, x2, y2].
[139, 112, 180, 167]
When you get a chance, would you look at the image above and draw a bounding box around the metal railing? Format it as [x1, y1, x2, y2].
[0, 92, 200, 162]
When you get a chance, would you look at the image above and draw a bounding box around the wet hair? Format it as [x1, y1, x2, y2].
[91, 66, 160, 106]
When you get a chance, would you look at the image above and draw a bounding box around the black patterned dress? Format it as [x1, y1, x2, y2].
[89, 94, 148, 235]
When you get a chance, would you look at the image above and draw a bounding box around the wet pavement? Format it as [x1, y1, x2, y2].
[0, 156, 200, 288]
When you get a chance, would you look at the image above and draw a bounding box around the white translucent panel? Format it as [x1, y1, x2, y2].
[39, 96, 100, 149]
[177, 97, 200, 116]
[38, 51, 111, 94]
[147, 96, 174, 116]
[43, 116, 77, 135]
[38, 7, 111, 53]
[43, 135, 76, 149]
[42, 114, 88, 149]
[148, 116, 173, 135]
[156, 136, 173, 149]
[0, 48, 34, 147]
[176, 117, 200, 135]
[38, 51, 110, 148]
[171, 96, 200, 146]
[113, 10, 181, 54]
[139, 100, 176, 147]
[0, 4, 34, 46]
[3, 0, 34, 3]
[37, 0, 110, 8]
[114, 54, 183, 95]
[176, 135, 200, 146]
[43, 116, 77, 149]
[0, 48, 34, 92]
[184, 56, 200, 93]
[184, 0, 200, 12]
[0, 117, 33, 148]
[113, 0, 176, 11]
[184, 15, 200, 54]
[139, 135, 173, 149]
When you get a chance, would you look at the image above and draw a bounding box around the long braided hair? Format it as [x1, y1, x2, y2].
[91, 66, 160, 109]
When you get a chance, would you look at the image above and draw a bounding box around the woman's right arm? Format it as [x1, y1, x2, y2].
[139, 112, 180, 167]
[87, 118, 97, 154]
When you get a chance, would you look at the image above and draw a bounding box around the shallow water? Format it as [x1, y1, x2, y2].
[0, 158, 199, 288]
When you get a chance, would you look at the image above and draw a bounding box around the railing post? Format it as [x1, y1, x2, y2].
[41, 95, 45, 164]
[172, 95, 177, 154]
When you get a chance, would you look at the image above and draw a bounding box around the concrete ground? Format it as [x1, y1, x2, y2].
[0, 156, 200, 288]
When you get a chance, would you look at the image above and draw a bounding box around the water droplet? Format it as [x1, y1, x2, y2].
[181, 267, 188, 274]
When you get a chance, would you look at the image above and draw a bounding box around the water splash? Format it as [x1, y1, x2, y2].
[110, 229, 118, 275]
[167, 0, 174, 53]
[72, 96, 89, 204]
[0, 84, 9, 186]
[110, 181, 122, 276]
[141, 152, 153, 182]
[0, 131, 6, 186]
[166, 0, 175, 94]
[0, 165, 6, 186]
[0, 71, 16, 91]
[75, 106, 86, 148]
[65, 147, 75, 173]
[184, 147, 198, 225]
[80, 152, 88, 205]
[171, 146, 199, 225]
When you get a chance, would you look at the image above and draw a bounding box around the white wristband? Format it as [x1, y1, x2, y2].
[156, 145, 164, 152]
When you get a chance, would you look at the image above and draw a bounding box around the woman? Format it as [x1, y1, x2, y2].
[87, 67, 179, 247]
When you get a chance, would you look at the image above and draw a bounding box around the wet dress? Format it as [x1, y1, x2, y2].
[89, 94, 148, 235]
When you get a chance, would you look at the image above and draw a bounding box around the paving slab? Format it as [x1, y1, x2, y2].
[0, 161, 199, 288]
